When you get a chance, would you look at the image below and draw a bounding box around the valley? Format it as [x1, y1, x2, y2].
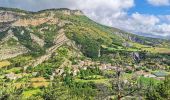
[0, 7, 170, 100]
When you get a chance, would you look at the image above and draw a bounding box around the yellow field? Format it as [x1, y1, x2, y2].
[30, 77, 47, 82]
[30, 77, 49, 88]
[31, 82, 49, 88]
[0, 61, 11, 68]
[22, 89, 41, 99]
[143, 47, 170, 54]
[132, 42, 170, 54]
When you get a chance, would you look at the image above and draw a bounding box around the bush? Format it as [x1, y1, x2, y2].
[145, 75, 170, 100]
[79, 67, 102, 79]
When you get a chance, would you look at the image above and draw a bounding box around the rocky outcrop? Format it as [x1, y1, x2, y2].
[122, 42, 133, 47]
[53, 29, 66, 44]
[114, 31, 144, 44]
[58, 20, 71, 27]
[131, 52, 140, 62]
[0, 11, 19, 22]
[0, 30, 18, 44]
[73, 10, 84, 15]
[30, 33, 44, 47]
[0, 45, 28, 61]
[24, 29, 70, 69]
[12, 17, 59, 26]
[0, 30, 29, 61]
[129, 36, 144, 44]
[60, 9, 84, 15]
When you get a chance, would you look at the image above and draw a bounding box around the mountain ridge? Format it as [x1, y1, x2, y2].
[0, 7, 170, 61]
[0, 7, 169, 40]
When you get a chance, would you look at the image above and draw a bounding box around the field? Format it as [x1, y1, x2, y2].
[0, 61, 10, 68]
[75, 78, 111, 86]
[30, 77, 49, 88]
[132, 42, 170, 54]
[22, 89, 41, 99]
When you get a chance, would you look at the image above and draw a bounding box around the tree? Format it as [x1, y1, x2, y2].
[146, 75, 170, 100]
[42, 78, 70, 100]
[97, 38, 104, 58]
[145, 80, 162, 100]
[0, 80, 23, 100]
[111, 52, 142, 100]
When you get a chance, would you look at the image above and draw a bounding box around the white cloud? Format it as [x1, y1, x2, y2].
[132, 13, 160, 25]
[73, 0, 170, 37]
[147, 0, 170, 6]
[74, 0, 134, 11]
[100, 12, 170, 37]
[73, 0, 134, 27]
[129, 14, 170, 37]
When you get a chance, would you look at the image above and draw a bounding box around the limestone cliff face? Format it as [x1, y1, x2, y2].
[12, 17, 59, 26]
[53, 8, 84, 15]
[0, 8, 83, 26]
[0, 29, 29, 60]
[73, 10, 84, 15]
[0, 8, 84, 61]
[0, 11, 19, 22]
[30, 33, 45, 47]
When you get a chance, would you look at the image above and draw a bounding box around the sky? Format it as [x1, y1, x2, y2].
[0, 0, 170, 38]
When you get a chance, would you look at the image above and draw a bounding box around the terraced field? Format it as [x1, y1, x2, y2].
[0, 60, 10, 68]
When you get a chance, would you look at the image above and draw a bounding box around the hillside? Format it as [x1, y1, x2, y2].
[0, 7, 170, 59]
[0, 7, 170, 99]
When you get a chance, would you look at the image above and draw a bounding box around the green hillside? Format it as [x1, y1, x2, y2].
[0, 8, 170, 100]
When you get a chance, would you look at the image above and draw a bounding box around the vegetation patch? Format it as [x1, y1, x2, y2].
[22, 89, 41, 99]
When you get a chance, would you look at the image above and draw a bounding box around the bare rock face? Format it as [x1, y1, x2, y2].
[58, 20, 71, 27]
[122, 42, 133, 47]
[0, 44, 28, 61]
[53, 29, 68, 44]
[73, 10, 84, 15]
[30, 33, 45, 47]
[131, 52, 140, 62]
[62, 10, 71, 15]
[61, 9, 84, 16]
[0, 30, 18, 43]
[12, 17, 59, 26]
[0, 8, 84, 62]
[0, 11, 18, 22]
[0, 30, 29, 61]
[24, 29, 69, 68]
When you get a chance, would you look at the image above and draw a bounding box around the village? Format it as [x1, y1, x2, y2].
[1, 56, 168, 82]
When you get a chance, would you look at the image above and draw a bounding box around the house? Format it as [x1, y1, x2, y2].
[144, 74, 156, 78]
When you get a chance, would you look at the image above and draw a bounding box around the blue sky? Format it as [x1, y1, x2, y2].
[0, 0, 170, 38]
[129, 0, 170, 15]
